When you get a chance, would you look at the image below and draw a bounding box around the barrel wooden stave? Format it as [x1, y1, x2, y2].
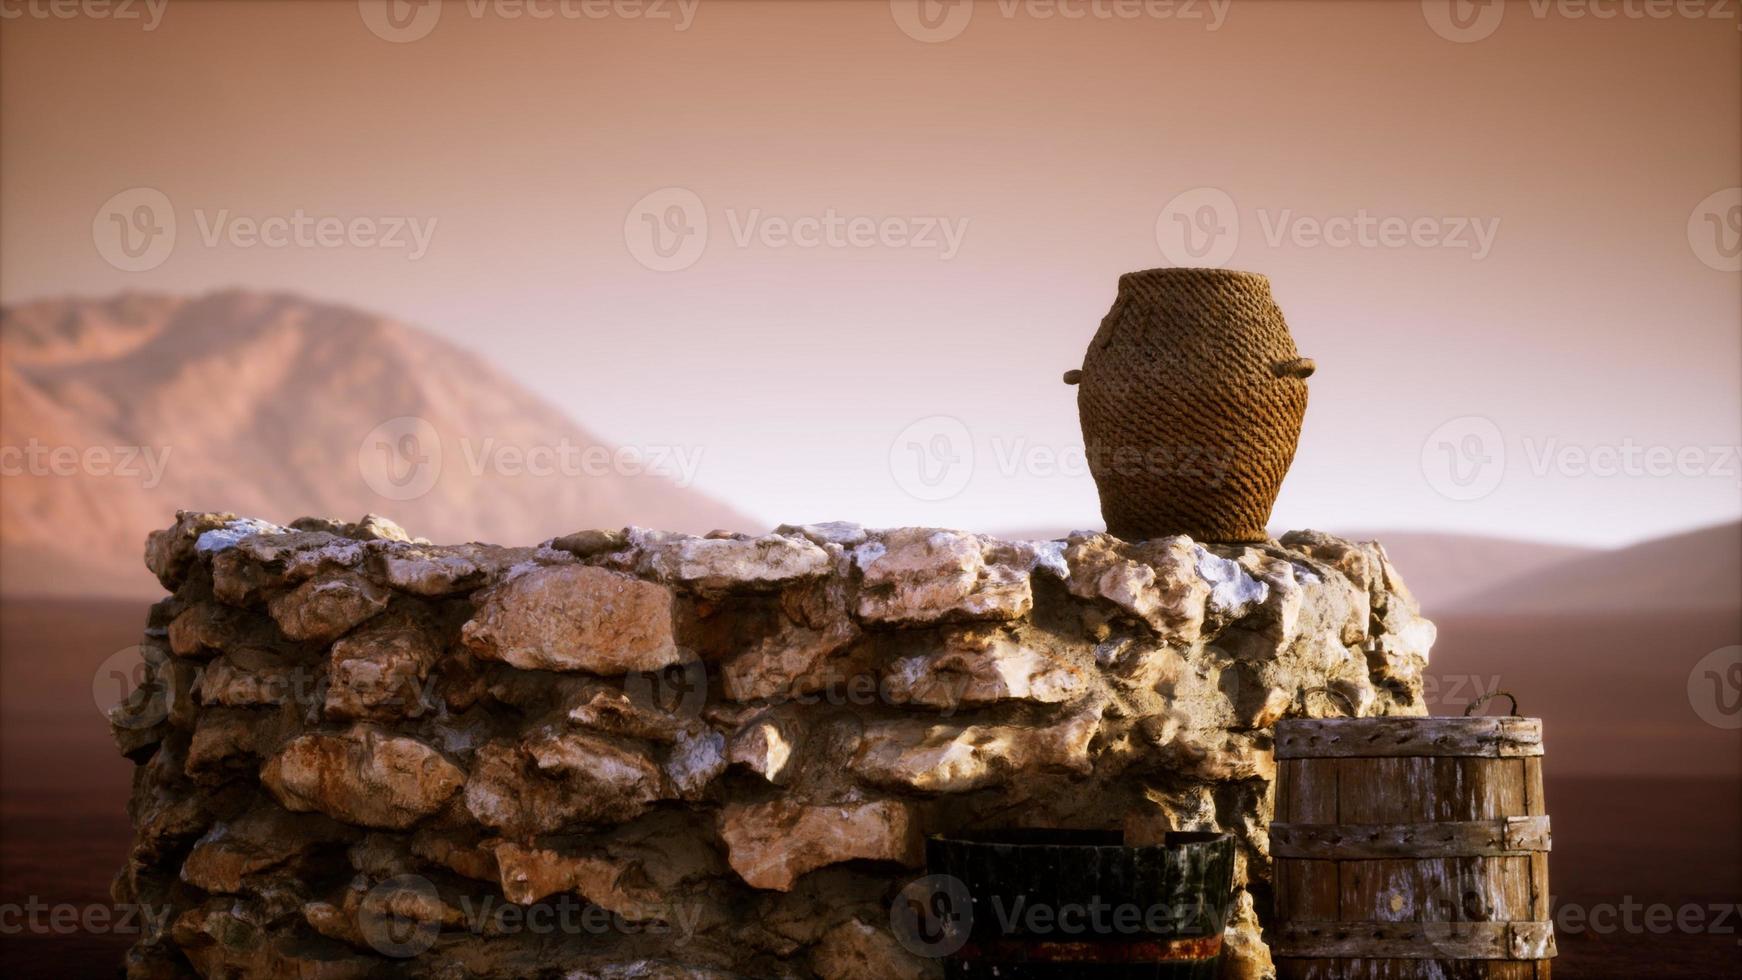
[1270, 720, 1553, 980]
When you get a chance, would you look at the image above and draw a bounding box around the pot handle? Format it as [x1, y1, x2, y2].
[1065, 293, 1133, 384]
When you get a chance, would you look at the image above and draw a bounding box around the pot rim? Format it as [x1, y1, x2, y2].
[1117, 267, 1271, 292]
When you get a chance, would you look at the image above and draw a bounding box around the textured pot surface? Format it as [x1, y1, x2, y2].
[1069, 268, 1311, 543]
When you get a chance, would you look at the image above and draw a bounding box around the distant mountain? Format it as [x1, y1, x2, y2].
[1426, 523, 1740, 777]
[1450, 521, 1741, 615]
[0, 290, 755, 597]
[1337, 531, 1597, 615]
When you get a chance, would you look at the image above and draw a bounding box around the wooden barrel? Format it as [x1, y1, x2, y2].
[1269, 716, 1555, 979]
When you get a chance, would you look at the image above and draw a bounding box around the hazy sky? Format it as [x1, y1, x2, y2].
[3, 0, 1739, 546]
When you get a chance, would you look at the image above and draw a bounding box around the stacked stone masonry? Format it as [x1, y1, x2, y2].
[110, 511, 1435, 979]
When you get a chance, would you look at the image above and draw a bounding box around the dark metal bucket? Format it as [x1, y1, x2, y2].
[913, 828, 1235, 980]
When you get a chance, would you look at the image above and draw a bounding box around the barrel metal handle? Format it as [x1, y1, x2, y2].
[1464, 691, 1521, 717]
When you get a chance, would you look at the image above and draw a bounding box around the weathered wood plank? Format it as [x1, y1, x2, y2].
[1340, 857, 1420, 926]
[1340, 757, 1435, 823]
[1524, 756, 1545, 817]
[1429, 755, 1466, 821]
[1464, 758, 1525, 819]
[1285, 758, 1339, 823]
[1274, 757, 1340, 926]
[1276, 858, 1341, 922]
[1419, 855, 1491, 923]
[1271, 817, 1552, 858]
[1275, 718, 1543, 759]
[1529, 850, 1551, 921]
[1270, 920, 1556, 959]
[1275, 750, 1292, 820]
[1496, 856, 1534, 944]
[1277, 958, 1539, 979]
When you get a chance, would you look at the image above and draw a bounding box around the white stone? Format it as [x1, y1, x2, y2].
[638, 532, 832, 592]
[852, 703, 1103, 794]
[882, 627, 1086, 709]
[854, 529, 1031, 624]
[777, 521, 868, 547]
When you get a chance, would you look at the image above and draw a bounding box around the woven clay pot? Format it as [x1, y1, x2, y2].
[1064, 268, 1313, 543]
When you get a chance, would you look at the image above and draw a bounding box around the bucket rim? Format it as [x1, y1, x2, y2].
[925, 828, 1232, 853]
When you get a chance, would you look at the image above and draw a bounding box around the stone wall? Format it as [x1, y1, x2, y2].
[110, 511, 1434, 979]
